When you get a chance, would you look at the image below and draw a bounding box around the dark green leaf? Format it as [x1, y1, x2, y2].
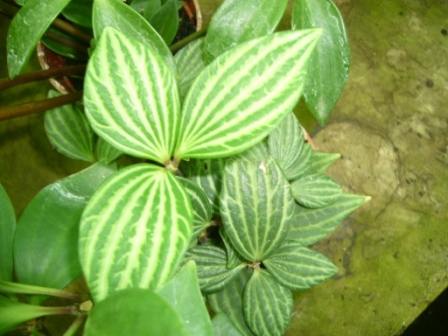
[212, 313, 243, 336]
[41, 27, 89, 61]
[131, 0, 160, 15]
[0, 184, 15, 282]
[291, 173, 342, 208]
[62, 0, 94, 28]
[219, 227, 246, 269]
[147, 0, 179, 45]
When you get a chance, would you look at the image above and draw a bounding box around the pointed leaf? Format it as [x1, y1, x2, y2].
[84, 288, 189, 336]
[174, 29, 322, 160]
[7, 0, 72, 78]
[220, 157, 294, 261]
[203, 0, 289, 62]
[157, 261, 213, 336]
[292, 0, 350, 125]
[62, 0, 94, 28]
[148, 0, 179, 46]
[45, 90, 95, 162]
[14, 163, 117, 295]
[0, 185, 15, 282]
[263, 239, 337, 291]
[93, 0, 176, 73]
[289, 192, 371, 245]
[79, 164, 193, 302]
[243, 269, 292, 336]
[309, 150, 341, 174]
[96, 136, 123, 164]
[212, 313, 243, 336]
[84, 27, 180, 164]
[291, 173, 342, 208]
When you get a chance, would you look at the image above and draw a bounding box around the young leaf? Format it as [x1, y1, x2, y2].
[83, 27, 180, 164]
[14, 163, 116, 295]
[220, 157, 294, 261]
[0, 185, 15, 282]
[212, 313, 243, 336]
[292, 0, 350, 125]
[243, 269, 292, 336]
[92, 0, 176, 73]
[157, 261, 213, 336]
[96, 136, 123, 164]
[79, 164, 193, 302]
[62, 0, 94, 29]
[203, 0, 289, 63]
[147, 0, 179, 46]
[263, 239, 337, 291]
[309, 151, 341, 174]
[289, 192, 371, 245]
[174, 29, 322, 160]
[45, 90, 95, 162]
[7, 0, 72, 78]
[291, 173, 342, 208]
[84, 288, 189, 336]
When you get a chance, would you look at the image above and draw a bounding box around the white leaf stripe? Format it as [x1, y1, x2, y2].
[174, 37, 206, 91]
[96, 137, 122, 164]
[84, 27, 179, 163]
[291, 173, 342, 208]
[309, 151, 341, 174]
[79, 164, 192, 302]
[175, 29, 322, 159]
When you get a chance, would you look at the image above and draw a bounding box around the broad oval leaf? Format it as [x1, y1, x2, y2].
[263, 239, 337, 291]
[84, 27, 180, 164]
[0, 185, 15, 282]
[243, 269, 292, 336]
[220, 157, 295, 261]
[7, 0, 72, 78]
[84, 288, 189, 336]
[292, 0, 350, 125]
[93, 0, 176, 73]
[203, 0, 289, 63]
[79, 163, 193, 302]
[291, 173, 342, 208]
[174, 29, 322, 160]
[45, 90, 95, 162]
[96, 136, 123, 164]
[14, 163, 117, 295]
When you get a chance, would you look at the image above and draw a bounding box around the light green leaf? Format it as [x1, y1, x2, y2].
[212, 313, 243, 336]
[84, 27, 180, 164]
[220, 157, 294, 261]
[96, 136, 123, 164]
[203, 0, 289, 63]
[45, 90, 95, 162]
[93, 0, 176, 73]
[185, 245, 244, 293]
[291, 173, 342, 208]
[7, 0, 72, 78]
[157, 261, 213, 336]
[79, 164, 193, 302]
[232, 141, 269, 161]
[84, 288, 189, 336]
[174, 29, 322, 160]
[263, 239, 337, 290]
[0, 184, 15, 282]
[208, 268, 255, 336]
[62, 0, 94, 28]
[289, 192, 371, 245]
[147, 0, 179, 45]
[309, 150, 341, 174]
[14, 163, 117, 298]
[292, 0, 350, 125]
[243, 269, 292, 336]
[219, 227, 246, 269]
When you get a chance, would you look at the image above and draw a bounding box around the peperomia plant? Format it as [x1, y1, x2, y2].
[0, 0, 370, 335]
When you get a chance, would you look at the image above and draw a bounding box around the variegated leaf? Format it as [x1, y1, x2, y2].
[84, 27, 180, 164]
[232, 141, 269, 161]
[309, 150, 341, 174]
[291, 173, 342, 208]
[263, 239, 337, 291]
[220, 157, 294, 262]
[174, 29, 322, 160]
[96, 136, 123, 164]
[219, 227, 246, 269]
[79, 164, 192, 302]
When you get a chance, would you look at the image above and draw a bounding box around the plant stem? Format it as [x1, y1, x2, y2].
[0, 65, 86, 91]
[0, 91, 83, 121]
[62, 315, 87, 336]
[170, 23, 209, 54]
[44, 31, 89, 54]
[52, 18, 92, 44]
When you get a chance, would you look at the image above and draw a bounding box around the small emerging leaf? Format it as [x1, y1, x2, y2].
[147, 0, 179, 46]
[291, 173, 342, 208]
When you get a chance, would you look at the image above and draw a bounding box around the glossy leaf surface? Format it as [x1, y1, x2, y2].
[62, 0, 94, 28]
[291, 173, 342, 208]
[79, 164, 192, 302]
[148, 0, 179, 45]
[84, 27, 179, 164]
[292, 0, 350, 125]
[175, 30, 322, 160]
[0, 185, 15, 282]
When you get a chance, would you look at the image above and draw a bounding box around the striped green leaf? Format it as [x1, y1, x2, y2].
[84, 27, 180, 164]
[44, 90, 95, 162]
[96, 136, 123, 164]
[243, 269, 292, 336]
[208, 268, 255, 336]
[174, 29, 322, 160]
[0, 185, 15, 282]
[309, 150, 341, 174]
[220, 157, 294, 262]
[219, 227, 246, 269]
[292, 0, 350, 125]
[212, 313, 243, 336]
[177, 177, 212, 239]
[79, 164, 193, 302]
[203, 0, 289, 63]
[291, 173, 342, 208]
[289, 192, 371, 245]
[93, 0, 176, 73]
[184, 245, 244, 293]
[263, 239, 337, 291]
[7, 0, 72, 78]
[232, 141, 269, 161]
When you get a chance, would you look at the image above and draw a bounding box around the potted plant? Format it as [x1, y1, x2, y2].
[0, 0, 369, 335]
